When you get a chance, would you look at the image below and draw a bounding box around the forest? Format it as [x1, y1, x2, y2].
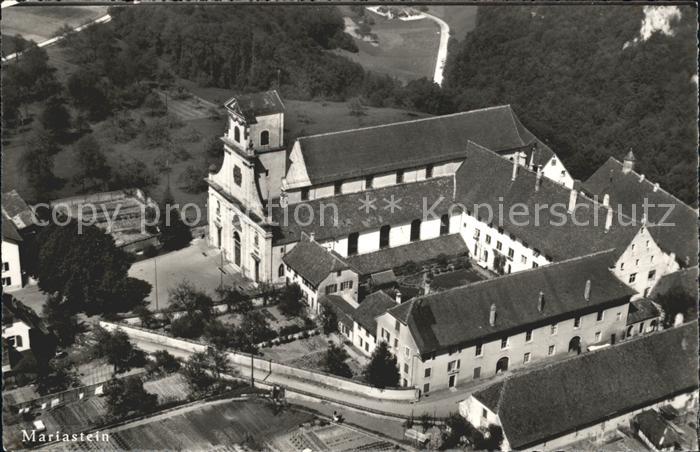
[442, 6, 698, 205]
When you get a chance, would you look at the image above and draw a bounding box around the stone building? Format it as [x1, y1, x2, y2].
[459, 322, 698, 451]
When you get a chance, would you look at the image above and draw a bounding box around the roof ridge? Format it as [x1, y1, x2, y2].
[605, 158, 697, 213]
[297, 105, 513, 141]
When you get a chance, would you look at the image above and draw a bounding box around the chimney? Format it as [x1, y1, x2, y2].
[489, 303, 496, 327]
[639, 174, 645, 183]
[528, 151, 535, 171]
[567, 189, 578, 213]
[309, 232, 315, 242]
[605, 207, 613, 232]
[535, 168, 543, 192]
[584, 279, 591, 301]
[653, 183, 659, 192]
[511, 157, 518, 181]
[395, 291, 402, 304]
[537, 291, 545, 312]
[622, 150, 636, 174]
[603, 193, 610, 207]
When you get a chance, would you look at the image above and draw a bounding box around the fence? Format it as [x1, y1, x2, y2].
[100, 321, 419, 402]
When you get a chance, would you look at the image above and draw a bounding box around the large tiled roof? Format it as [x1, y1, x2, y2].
[224, 90, 285, 124]
[271, 177, 454, 245]
[282, 239, 349, 288]
[296, 105, 547, 184]
[649, 266, 699, 300]
[387, 250, 635, 356]
[353, 291, 397, 334]
[473, 322, 699, 449]
[1, 190, 36, 230]
[2, 294, 49, 334]
[454, 142, 642, 261]
[2, 215, 22, 243]
[583, 157, 698, 266]
[345, 234, 468, 276]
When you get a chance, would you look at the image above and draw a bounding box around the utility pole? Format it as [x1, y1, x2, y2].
[250, 353, 254, 387]
[154, 255, 159, 311]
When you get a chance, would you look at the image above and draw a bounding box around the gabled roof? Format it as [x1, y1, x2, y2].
[649, 266, 699, 300]
[2, 294, 49, 334]
[1, 190, 36, 230]
[473, 322, 698, 449]
[626, 297, 660, 325]
[2, 215, 22, 243]
[345, 234, 468, 276]
[582, 157, 698, 266]
[387, 250, 635, 356]
[454, 142, 642, 261]
[319, 294, 355, 330]
[224, 90, 285, 124]
[282, 238, 349, 288]
[353, 291, 396, 334]
[296, 105, 549, 184]
[271, 176, 454, 245]
[634, 410, 680, 449]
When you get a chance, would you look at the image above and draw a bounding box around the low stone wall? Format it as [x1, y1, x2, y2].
[100, 321, 419, 403]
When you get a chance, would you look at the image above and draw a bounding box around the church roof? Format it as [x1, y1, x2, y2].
[387, 250, 634, 356]
[582, 157, 698, 266]
[271, 176, 454, 246]
[224, 90, 285, 124]
[472, 321, 698, 449]
[295, 105, 550, 185]
[2, 215, 22, 243]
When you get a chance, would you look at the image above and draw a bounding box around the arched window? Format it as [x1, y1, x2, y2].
[568, 336, 581, 354]
[260, 130, 270, 146]
[233, 232, 241, 266]
[278, 264, 285, 278]
[234, 126, 240, 142]
[379, 225, 390, 249]
[496, 357, 509, 374]
[410, 219, 421, 242]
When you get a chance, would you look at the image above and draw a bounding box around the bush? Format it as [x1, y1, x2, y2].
[170, 313, 205, 339]
[278, 324, 304, 337]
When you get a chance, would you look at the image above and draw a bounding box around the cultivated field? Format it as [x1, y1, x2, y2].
[1, 5, 108, 47]
[335, 10, 441, 83]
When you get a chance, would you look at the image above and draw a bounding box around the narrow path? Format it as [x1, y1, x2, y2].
[422, 12, 450, 86]
[2, 13, 112, 62]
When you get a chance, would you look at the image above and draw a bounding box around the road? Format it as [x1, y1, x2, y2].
[422, 12, 451, 86]
[128, 327, 517, 420]
[2, 13, 112, 62]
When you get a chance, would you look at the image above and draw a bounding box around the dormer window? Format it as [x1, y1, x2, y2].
[260, 130, 270, 146]
[365, 175, 373, 189]
[334, 181, 343, 195]
[301, 188, 309, 201]
[396, 170, 404, 184]
[426, 165, 433, 179]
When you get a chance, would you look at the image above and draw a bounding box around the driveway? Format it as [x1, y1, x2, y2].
[128, 238, 254, 311]
[422, 12, 450, 85]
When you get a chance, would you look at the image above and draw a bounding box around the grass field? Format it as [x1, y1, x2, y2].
[1, 5, 108, 45]
[426, 5, 478, 41]
[335, 10, 440, 83]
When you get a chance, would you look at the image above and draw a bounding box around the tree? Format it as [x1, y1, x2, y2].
[67, 67, 112, 120]
[474, 424, 504, 451]
[158, 187, 193, 251]
[40, 96, 71, 138]
[134, 305, 157, 329]
[167, 281, 213, 320]
[177, 164, 209, 194]
[363, 341, 399, 388]
[240, 310, 275, 344]
[72, 134, 112, 191]
[92, 327, 143, 373]
[206, 346, 233, 381]
[348, 97, 367, 117]
[146, 350, 180, 375]
[322, 343, 352, 378]
[441, 412, 477, 450]
[19, 128, 60, 201]
[36, 221, 144, 315]
[182, 350, 215, 395]
[656, 287, 697, 327]
[104, 376, 157, 419]
[217, 286, 252, 314]
[144, 92, 166, 116]
[170, 313, 206, 339]
[204, 319, 232, 350]
[277, 283, 303, 317]
[320, 304, 338, 335]
[36, 359, 77, 395]
[42, 294, 80, 347]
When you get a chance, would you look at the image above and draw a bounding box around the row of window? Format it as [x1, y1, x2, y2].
[300, 165, 435, 201]
[233, 126, 269, 146]
[469, 216, 552, 268]
[2, 277, 12, 287]
[346, 215, 451, 256]
[620, 254, 655, 271]
[2, 262, 9, 272]
[324, 280, 354, 294]
[628, 270, 656, 284]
